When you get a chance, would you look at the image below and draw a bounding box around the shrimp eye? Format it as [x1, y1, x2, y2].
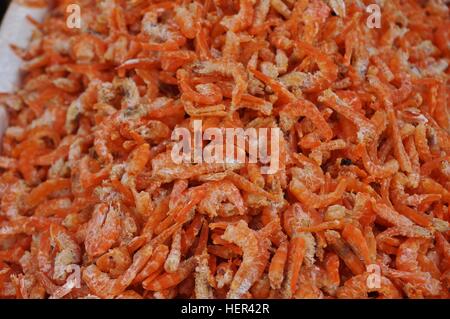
[341, 158, 352, 166]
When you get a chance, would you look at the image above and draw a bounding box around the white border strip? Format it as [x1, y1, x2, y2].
[0, 2, 47, 144]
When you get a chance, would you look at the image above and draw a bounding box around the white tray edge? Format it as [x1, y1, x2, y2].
[0, 1, 47, 145]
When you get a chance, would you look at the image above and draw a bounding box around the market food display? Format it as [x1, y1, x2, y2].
[0, 0, 449, 299]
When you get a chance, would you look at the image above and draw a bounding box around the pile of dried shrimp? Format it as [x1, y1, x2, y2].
[0, 0, 449, 299]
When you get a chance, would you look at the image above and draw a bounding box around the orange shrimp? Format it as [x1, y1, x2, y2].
[177, 69, 223, 105]
[198, 180, 245, 218]
[25, 178, 71, 208]
[279, 97, 333, 140]
[324, 230, 365, 276]
[289, 177, 348, 209]
[337, 273, 402, 299]
[164, 230, 182, 273]
[85, 203, 122, 258]
[133, 244, 169, 284]
[194, 251, 214, 299]
[319, 89, 377, 144]
[294, 40, 338, 92]
[193, 60, 248, 108]
[221, 0, 255, 32]
[342, 224, 371, 266]
[282, 236, 306, 298]
[268, 240, 288, 289]
[220, 220, 271, 298]
[96, 246, 132, 279]
[143, 257, 197, 291]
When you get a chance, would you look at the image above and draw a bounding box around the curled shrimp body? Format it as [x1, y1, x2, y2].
[96, 246, 132, 279]
[279, 97, 333, 140]
[220, 220, 271, 299]
[194, 252, 214, 299]
[49, 224, 81, 282]
[361, 145, 399, 179]
[143, 257, 197, 291]
[319, 89, 377, 144]
[133, 244, 169, 284]
[177, 69, 223, 105]
[337, 273, 402, 299]
[396, 238, 423, 273]
[174, 4, 200, 39]
[268, 240, 288, 289]
[221, 0, 256, 32]
[83, 231, 176, 298]
[85, 203, 122, 258]
[294, 41, 338, 93]
[192, 60, 248, 108]
[289, 178, 348, 209]
[215, 261, 235, 289]
[198, 181, 246, 218]
[140, 13, 187, 51]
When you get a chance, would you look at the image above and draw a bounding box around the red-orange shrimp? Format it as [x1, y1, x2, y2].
[279, 97, 333, 140]
[83, 227, 179, 297]
[396, 238, 423, 273]
[268, 240, 288, 289]
[0, 216, 51, 238]
[192, 60, 248, 107]
[226, 171, 279, 201]
[382, 268, 443, 297]
[49, 224, 81, 282]
[360, 145, 399, 178]
[282, 236, 306, 298]
[324, 230, 365, 276]
[164, 230, 182, 273]
[319, 89, 377, 144]
[198, 180, 245, 218]
[294, 40, 338, 92]
[126, 143, 150, 176]
[25, 178, 71, 208]
[220, 220, 271, 298]
[342, 224, 371, 266]
[181, 215, 203, 255]
[133, 244, 169, 284]
[289, 177, 348, 209]
[372, 202, 415, 228]
[177, 69, 223, 105]
[34, 136, 76, 167]
[414, 123, 433, 162]
[215, 261, 235, 289]
[248, 67, 294, 105]
[418, 178, 450, 203]
[323, 252, 340, 292]
[337, 273, 402, 299]
[85, 203, 122, 258]
[96, 246, 131, 279]
[78, 156, 111, 190]
[194, 251, 214, 299]
[220, 0, 255, 32]
[174, 4, 200, 39]
[143, 257, 197, 291]
[290, 153, 325, 193]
